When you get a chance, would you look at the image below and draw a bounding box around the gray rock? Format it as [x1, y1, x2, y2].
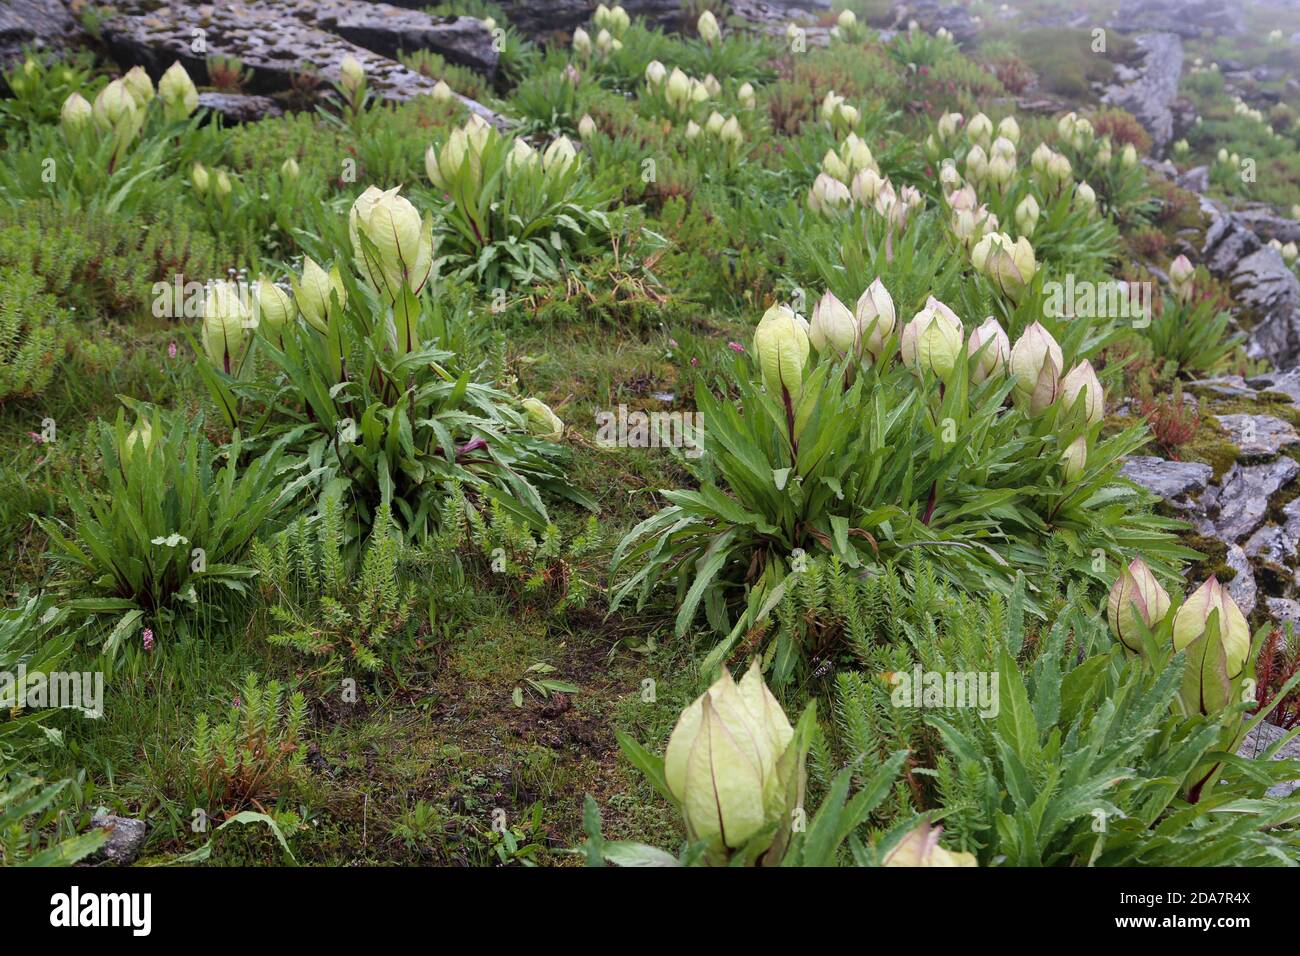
[1225, 543, 1257, 615]
[1215, 413, 1300, 458]
[1188, 374, 1257, 399]
[314, 2, 498, 72]
[1235, 247, 1300, 368]
[1176, 165, 1209, 194]
[1211, 458, 1300, 543]
[1236, 721, 1300, 799]
[197, 92, 283, 124]
[1202, 210, 1262, 276]
[1247, 368, 1300, 405]
[0, 0, 81, 66]
[1120, 456, 1213, 501]
[1108, 0, 1244, 38]
[89, 814, 148, 866]
[1235, 207, 1300, 246]
[1100, 32, 1183, 154]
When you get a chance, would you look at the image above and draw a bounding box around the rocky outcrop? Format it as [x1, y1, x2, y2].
[1100, 32, 1183, 155]
[1108, 0, 1244, 39]
[0, 0, 79, 66]
[1236, 721, 1300, 799]
[96, 0, 503, 122]
[1215, 414, 1300, 459]
[1201, 207, 1300, 368]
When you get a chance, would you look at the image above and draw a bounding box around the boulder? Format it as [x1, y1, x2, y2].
[0, 0, 81, 67]
[1119, 456, 1213, 501]
[1100, 32, 1183, 154]
[1248, 368, 1300, 405]
[1235, 247, 1300, 368]
[89, 814, 148, 866]
[1176, 165, 1209, 194]
[887, 1, 980, 45]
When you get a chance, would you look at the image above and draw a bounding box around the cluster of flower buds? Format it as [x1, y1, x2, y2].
[201, 280, 250, 374]
[820, 132, 877, 184]
[425, 114, 495, 190]
[1268, 238, 1299, 264]
[700, 110, 744, 150]
[593, 3, 631, 35]
[900, 298, 964, 376]
[660, 66, 712, 114]
[1030, 143, 1073, 193]
[190, 163, 233, 201]
[1057, 111, 1094, 150]
[296, 257, 347, 334]
[753, 303, 811, 400]
[944, 175, 998, 249]
[808, 278, 896, 362]
[819, 90, 860, 137]
[1108, 559, 1252, 717]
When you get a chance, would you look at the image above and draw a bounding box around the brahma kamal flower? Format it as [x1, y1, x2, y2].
[1060, 435, 1087, 482]
[280, 157, 300, 180]
[296, 256, 347, 334]
[1169, 254, 1195, 304]
[578, 114, 597, 141]
[122, 66, 154, 106]
[92, 79, 139, 140]
[1009, 322, 1063, 413]
[808, 172, 850, 214]
[964, 143, 988, 182]
[883, 822, 977, 867]
[839, 133, 877, 176]
[987, 152, 1014, 190]
[543, 135, 579, 176]
[703, 74, 722, 98]
[123, 418, 153, 463]
[851, 167, 886, 205]
[665, 67, 692, 110]
[190, 162, 210, 196]
[1070, 116, 1094, 149]
[837, 8, 857, 29]
[1030, 142, 1053, 176]
[1121, 142, 1138, 167]
[214, 169, 232, 200]
[684, 120, 701, 140]
[936, 111, 962, 141]
[707, 110, 727, 136]
[1107, 556, 1171, 655]
[572, 26, 593, 57]
[697, 9, 721, 44]
[158, 61, 199, 121]
[856, 278, 896, 359]
[738, 81, 756, 109]
[348, 185, 435, 301]
[997, 115, 1020, 145]
[938, 160, 962, 195]
[1095, 138, 1112, 165]
[719, 115, 743, 149]
[1059, 360, 1104, 424]
[255, 275, 294, 340]
[1015, 194, 1039, 237]
[972, 232, 1036, 301]
[522, 398, 564, 441]
[1172, 576, 1251, 716]
[432, 80, 454, 103]
[339, 55, 366, 99]
[201, 280, 250, 374]
[1282, 242, 1298, 263]
[967, 316, 1009, 383]
[663, 663, 796, 859]
[966, 112, 993, 148]
[900, 297, 963, 377]
[60, 92, 92, 143]
[819, 90, 845, 126]
[506, 137, 538, 173]
[753, 303, 810, 400]
[809, 289, 858, 356]
[1075, 180, 1096, 212]
[1046, 152, 1072, 191]
[645, 59, 667, 86]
